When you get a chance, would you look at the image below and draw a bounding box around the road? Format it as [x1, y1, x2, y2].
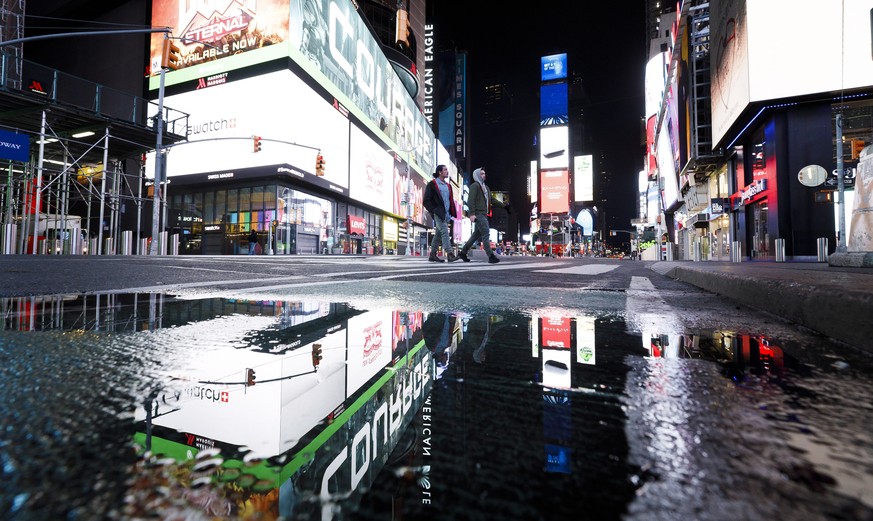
[1, 253, 872, 520]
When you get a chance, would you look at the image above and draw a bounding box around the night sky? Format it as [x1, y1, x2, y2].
[432, 1, 647, 240]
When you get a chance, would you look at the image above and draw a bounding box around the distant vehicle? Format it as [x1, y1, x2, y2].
[16, 213, 88, 254]
[534, 241, 565, 257]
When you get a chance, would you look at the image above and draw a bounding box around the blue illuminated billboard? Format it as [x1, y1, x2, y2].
[541, 53, 567, 82]
[540, 83, 568, 126]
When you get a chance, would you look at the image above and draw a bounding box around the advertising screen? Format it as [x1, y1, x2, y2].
[540, 126, 569, 170]
[573, 154, 593, 202]
[540, 83, 569, 126]
[711, 0, 873, 146]
[349, 125, 395, 213]
[146, 70, 350, 190]
[149, 0, 291, 88]
[540, 53, 568, 82]
[539, 169, 570, 214]
[150, 0, 437, 178]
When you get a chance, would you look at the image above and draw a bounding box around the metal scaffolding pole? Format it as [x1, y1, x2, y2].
[97, 128, 109, 255]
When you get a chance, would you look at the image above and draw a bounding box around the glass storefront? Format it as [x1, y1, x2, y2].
[169, 183, 333, 255]
[167, 182, 402, 256]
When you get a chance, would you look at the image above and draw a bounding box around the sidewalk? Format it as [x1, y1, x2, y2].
[652, 260, 873, 353]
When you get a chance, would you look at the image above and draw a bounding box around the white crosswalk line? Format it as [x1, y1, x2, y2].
[534, 264, 619, 275]
[625, 276, 684, 334]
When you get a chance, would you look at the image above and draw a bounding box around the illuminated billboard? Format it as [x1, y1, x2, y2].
[149, 0, 290, 86]
[539, 169, 569, 214]
[540, 53, 568, 82]
[711, 0, 873, 146]
[573, 154, 593, 202]
[539, 126, 569, 170]
[146, 70, 350, 189]
[150, 0, 436, 177]
[540, 83, 568, 126]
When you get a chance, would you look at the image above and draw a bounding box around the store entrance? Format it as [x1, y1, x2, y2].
[750, 200, 769, 259]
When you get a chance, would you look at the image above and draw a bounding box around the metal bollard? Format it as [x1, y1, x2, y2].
[731, 241, 743, 262]
[775, 238, 786, 262]
[89, 238, 98, 255]
[169, 233, 179, 255]
[139, 238, 149, 255]
[2, 224, 17, 254]
[816, 237, 828, 262]
[121, 231, 133, 255]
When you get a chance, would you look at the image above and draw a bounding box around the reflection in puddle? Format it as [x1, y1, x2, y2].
[1, 294, 870, 519]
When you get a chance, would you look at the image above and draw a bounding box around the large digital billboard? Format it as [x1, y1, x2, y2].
[540, 53, 568, 82]
[539, 169, 570, 214]
[573, 154, 593, 203]
[539, 126, 569, 170]
[146, 70, 350, 190]
[540, 83, 569, 126]
[150, 0, 436, 177]
[149, 0, 291, 87]
[711, 0, 873, 146]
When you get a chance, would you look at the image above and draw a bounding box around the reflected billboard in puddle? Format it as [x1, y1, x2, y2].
[1, 293, 820, 520]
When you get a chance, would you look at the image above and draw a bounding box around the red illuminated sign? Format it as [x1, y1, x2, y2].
[541, 316, 571, 349]
[540, 170, 569, 214]
[347, 215, 366, 235]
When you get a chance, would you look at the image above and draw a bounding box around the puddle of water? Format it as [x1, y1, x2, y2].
[0, 293, 871, 520]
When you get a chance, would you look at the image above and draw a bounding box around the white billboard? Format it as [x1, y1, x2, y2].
[539, 126, 569, 170]
[711, 0, 873, 146]
[645, 53, 668, 119]
[573, 154, 593, 202]
[530, 160, 538, 203]
[148, 70, 350, 188]
[349, 125, 396, 213]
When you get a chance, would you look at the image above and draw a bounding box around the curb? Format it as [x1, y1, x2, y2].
[654, 263, 873, 353]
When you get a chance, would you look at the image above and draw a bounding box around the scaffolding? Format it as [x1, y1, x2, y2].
[0, 49, 188, 255]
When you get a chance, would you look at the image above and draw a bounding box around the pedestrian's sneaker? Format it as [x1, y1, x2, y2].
[446, 252, 460, 263]
[458, 251, 471, 262]
[428, 253, 444, 262]
[488, 255, 500, 264]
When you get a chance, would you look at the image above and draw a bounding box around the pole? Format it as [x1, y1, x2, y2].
[97, 129, 109, 254]
[836, 113, 847, 252]
[406, 158, 413, 255]
[150, 66, 166, 255]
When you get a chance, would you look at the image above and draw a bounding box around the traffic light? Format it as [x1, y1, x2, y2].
[161, 38, 182, 71]
[315, 153, 325, 176]
[252, 135, 262, 153]
[851, 139, 866, 160]
[312, 343, 323, 368]
[245, 368, 256, 386]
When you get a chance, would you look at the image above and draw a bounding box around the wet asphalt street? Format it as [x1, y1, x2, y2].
[1, 253, 872, 520]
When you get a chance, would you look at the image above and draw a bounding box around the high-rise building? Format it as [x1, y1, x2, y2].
[482, 82, 513, 125]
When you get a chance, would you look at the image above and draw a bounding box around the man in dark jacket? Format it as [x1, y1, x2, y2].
[458, 167, 510, 264]
[423, 164, 459, 262]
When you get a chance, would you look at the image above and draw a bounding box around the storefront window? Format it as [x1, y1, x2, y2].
[204, 191, 215, 224]
[226, 189, 239, 231]
[239, 188, 251, 228]
[215, 190, 226, 226]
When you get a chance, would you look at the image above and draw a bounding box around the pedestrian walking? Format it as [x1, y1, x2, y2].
[423, 164, 459, 263]
[458, 167, 510, 264]
[248, 227, 258, 255]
